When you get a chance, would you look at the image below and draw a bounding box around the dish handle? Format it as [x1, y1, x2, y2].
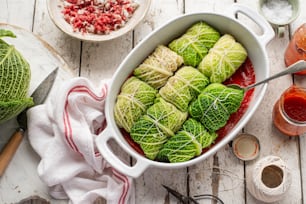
[96, 126, 150, 178]
[227, 3, 275, 46]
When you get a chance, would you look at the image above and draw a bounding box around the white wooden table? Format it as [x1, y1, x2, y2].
[1, 0, 306, 203]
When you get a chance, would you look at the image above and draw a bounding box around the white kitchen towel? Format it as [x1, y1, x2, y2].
[27, 77, 134, 204]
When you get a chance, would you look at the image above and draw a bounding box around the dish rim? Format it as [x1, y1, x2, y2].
[47, 0, 152, 42]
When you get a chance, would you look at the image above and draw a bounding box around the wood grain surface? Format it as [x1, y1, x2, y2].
[0, 0, 305, 203]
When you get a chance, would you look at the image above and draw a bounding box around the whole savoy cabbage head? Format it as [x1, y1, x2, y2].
[0, 29, 33, 123]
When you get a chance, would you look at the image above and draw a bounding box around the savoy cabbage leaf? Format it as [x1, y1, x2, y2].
[157, 130, 202, 163]
[0, 29, 33, 123]
[159, 66, 209, 112]
[169, 21, 220, 67]
[114, 76, 157, 132]
[182, 118, 217, 148]
[189, 83, 244, 132]
[133, 45, 183, 89]
[130, 98, 187, 160]
[198, 34, 247, 83]
[157, 118, 217, 163]
[130, 115, 168, 160]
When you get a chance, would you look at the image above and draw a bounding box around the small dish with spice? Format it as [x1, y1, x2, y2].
[258, 0, 300, 37]
[47, 0, 151, 42]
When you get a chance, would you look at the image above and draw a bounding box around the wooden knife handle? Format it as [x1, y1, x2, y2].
[0, 128, 24, 176]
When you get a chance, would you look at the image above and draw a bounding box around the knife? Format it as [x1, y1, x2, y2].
[0, 67, 59, 176]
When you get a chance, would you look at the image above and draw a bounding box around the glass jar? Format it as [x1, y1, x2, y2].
[284, 23, 306, 75]
[273, 85, 306, 136]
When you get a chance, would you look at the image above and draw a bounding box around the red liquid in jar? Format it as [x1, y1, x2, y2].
[284, 95, 306, 122]
[273, 85, 306, 136]
[284, 23, 306, 75]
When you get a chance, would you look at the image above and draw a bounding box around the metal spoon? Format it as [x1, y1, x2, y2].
[229, 60, 306, 91]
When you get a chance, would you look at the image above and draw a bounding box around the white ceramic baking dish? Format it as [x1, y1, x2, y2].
[96, 3, 275, 178]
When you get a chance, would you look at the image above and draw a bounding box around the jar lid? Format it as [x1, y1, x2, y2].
[232, 133, 260, 161]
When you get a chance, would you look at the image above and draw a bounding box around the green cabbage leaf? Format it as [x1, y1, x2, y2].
[169, 22, 220, 67]
[130, 115, 168, 160]
[189, 83, 244, 132]
[133, 45, 183, 89]
[0, 29, 34, 123]
[157, 130, 202, 163]
[157, 118, 217, 163]
[114, 77, 157, 132]
[130, 98, 187, 160]
[182, 118, 218, 148]
[198, 34, 247, 83]
[159, 66, 209, 112]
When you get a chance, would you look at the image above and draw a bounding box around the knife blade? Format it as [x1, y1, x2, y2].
[0, 67, 59, 176]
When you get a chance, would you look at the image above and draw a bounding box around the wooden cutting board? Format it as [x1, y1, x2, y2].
[0, 24, 74, 203]
[0, 23, 75, 149]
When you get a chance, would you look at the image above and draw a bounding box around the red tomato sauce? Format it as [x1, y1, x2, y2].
[273, 85, 306, 136]
[122, 57, 256, 157]
[284, 23, 306, 75]
[218, 58, 255, 138]
[122, 130, 144, 155]
[283, 95, 306, 122]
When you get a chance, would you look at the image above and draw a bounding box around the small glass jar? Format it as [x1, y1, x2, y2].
[284, 23, 306, 75]
[273, 85, 306, 136]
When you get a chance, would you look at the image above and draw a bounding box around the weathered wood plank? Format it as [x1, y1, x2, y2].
[238, 1, 302, 203]
[292, 1, 306, 202]
[79, 34, 134, 204]
[0, 1, 45, 203]
[185, 1, 246, 204]
[0, 24, 70, 204]
[0, 0, 36, 150]
[185, 0, 234, 13]
[1, 0, 305, 203]
[0, 0, 77, 203]
[132, 1, 187, 203]
[33, 0, 81, 75]
[0, 0, 35, 31]
[80, 36, 133, 84]
[31, 1, 80, 203]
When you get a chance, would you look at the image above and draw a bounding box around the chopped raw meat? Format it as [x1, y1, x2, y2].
[62, 0, 139, 34]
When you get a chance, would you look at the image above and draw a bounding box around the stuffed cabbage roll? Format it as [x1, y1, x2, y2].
[146, 98, 188, 135]
[133, 45, 184, 89]
[114, 77, 157, 132]
[130, 98, 188, 160]
[189, 83, 244, 132]
[198, 34, 247, 83]
[182, 118, 218, 148]
[157, 130, 202, 163]
[159, 66, 209, 112]
[130, 116, 168, 160]
[169, 21, 220, 67]
[157, 118, 217, 163]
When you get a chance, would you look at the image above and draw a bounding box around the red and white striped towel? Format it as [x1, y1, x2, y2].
[27, 77, 134, 204]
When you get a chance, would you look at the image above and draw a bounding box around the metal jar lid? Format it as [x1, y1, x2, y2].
[232, 133, 260, 161]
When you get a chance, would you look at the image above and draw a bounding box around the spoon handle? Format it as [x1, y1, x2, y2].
[248, 60, 306, 90]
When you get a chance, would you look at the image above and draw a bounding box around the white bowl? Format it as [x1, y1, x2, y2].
[47, 0, 151, 42]
[96, 4, 275, 178]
